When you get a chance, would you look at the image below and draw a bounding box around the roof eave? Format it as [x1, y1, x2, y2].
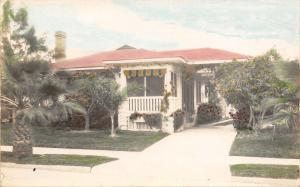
[53, 66, 108, 71]
[186, 58, 249, 65]
[103, 57, 186, 65]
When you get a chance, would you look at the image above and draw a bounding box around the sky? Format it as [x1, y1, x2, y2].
[13, 0, 299, 59]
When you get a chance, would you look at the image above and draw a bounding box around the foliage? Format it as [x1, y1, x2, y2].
[160, 88, 171, 113]
[66, 72, 112, 130]
[129, 112, 162, 129]
[206, 80, 220, 105]
[129, 112, 144, 121]
[263, 60, 300, 132]
[229, 107, 251, 130]
[92, 77, 128, 136]
[170, 109, 185, 131]
[215, 49, 288, 129]
[0, 1, 84, 159]
[143, 113, 162, 129]
[196, 103, 222, 124]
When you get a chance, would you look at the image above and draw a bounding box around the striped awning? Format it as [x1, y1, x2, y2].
[124, 69, 166, 78]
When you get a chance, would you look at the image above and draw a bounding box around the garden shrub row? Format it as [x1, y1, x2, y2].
[130, 110, 185, 131]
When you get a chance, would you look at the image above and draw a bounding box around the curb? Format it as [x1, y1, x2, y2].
[231, 176, 299, 187]
[2, 162, 92, 173]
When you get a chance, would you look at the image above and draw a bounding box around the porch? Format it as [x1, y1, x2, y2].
[116, 64, 182, 132]
[115, 63, 231, 133]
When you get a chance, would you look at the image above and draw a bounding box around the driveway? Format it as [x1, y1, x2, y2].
[91, 124, 237, 186]
[4, 124, 265, 186]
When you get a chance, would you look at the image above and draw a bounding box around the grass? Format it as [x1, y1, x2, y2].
[1, 151, 117, 167]
[1, 124, 167, 151]
[230, 164, 299, 179]
[230, 129, 300, 159]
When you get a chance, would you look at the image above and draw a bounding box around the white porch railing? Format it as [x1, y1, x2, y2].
[128, 96, 163, 112]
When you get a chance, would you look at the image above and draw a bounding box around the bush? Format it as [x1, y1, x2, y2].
[197, 103, 221, 124]
[129, 112, 144, 121]
[51, 106, 115, 130]
[143, 113, 162, 129]
[170, 109, 185, 131]
[229, 107, 251, 130]
[129, 112, 162, 129]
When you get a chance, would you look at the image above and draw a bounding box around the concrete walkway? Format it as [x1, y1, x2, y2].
[1, 146, 136, 159]
[2, 124, 299, 186]
[230, 156, 300, 165]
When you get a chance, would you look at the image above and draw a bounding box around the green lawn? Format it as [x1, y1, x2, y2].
[230, 130, 300, 159]
[1, 124, 167, 151]
[230, 164, 299, 179]
[1, 151, 117, 167]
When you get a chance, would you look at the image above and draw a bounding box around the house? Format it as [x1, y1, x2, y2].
[53, 44, 250, 133]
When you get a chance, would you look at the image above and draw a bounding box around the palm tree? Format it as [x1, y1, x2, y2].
[273, 60, 300, 140]
[1, 2, 84, 160]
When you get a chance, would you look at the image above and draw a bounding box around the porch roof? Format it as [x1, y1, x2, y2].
[52, 46, 251, 70]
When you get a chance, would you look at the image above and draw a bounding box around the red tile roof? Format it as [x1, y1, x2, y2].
[52, 47, 250, 69]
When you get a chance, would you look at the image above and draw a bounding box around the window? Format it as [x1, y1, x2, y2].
[170, 72, 177, 97]
[127, 76, 144, 97]
[126, 69, 165, 97]
[146, 76, 164, 96]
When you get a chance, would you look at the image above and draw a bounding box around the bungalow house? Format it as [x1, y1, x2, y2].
[53, 43, 250, 133]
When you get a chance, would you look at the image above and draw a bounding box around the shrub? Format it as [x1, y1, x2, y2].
[197, 103, 221, 124]
[129, 112, 144, 121]
[143, 113, 162, 129]
[229, 107, 251, 130]
[170, 109, 185, 131]
[129, 112, 162, 129]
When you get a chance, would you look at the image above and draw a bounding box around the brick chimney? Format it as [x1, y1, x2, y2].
[54, 31, 66, 60]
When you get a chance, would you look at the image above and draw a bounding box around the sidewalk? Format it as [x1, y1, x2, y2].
[230, 156, 300, 165]
[1, 145, 137, 159]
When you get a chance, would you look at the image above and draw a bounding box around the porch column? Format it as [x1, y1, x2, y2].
[117, 68, 129, 130]
[194, 79, 197, 111]
[162, 67, 174, 134]
[201, 82, 208, 103]
[164, 69, 172, 99]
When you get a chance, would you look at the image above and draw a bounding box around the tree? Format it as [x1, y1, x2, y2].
[262, 59, 299, 138]
[1, 2, 84, 159]
[67, 73, 103, 131]
[94, 77, 128, 137]
[215, 49, 285, 129]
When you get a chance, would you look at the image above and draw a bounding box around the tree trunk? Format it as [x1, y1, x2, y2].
[84, 113, 90, 131]
[12, 113, 33, 160]
[12, 109, 16, 124]
[248, 105, 253, 129]
[110, 113, 116, 137]
[296, 115, 300, 144]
